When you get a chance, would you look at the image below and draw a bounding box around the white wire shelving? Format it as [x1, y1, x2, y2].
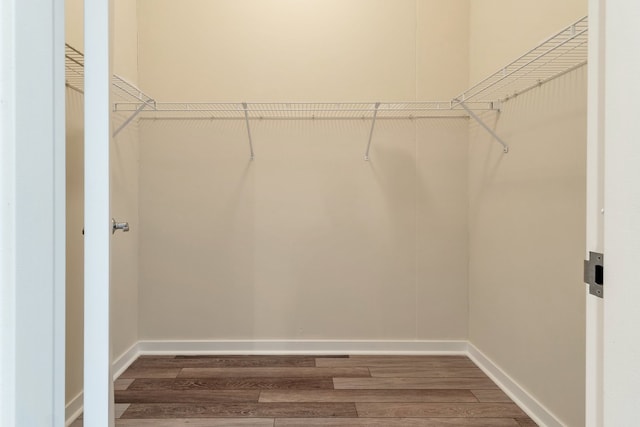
[454, 15, 588, 105]
[67, 15, 588, 158]
[113, 101, 495, 120]
[65, 43, 156, 137]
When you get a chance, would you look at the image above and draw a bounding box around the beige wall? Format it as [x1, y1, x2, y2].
[137, 0, 471, 341]
[64, 0, 140, 409]
[468, 2, 587, 425]
[65, 88, 84, 406]
[111, 0, 140, 364]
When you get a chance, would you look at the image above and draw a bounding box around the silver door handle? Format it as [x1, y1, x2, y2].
[112, 218, 130, 234]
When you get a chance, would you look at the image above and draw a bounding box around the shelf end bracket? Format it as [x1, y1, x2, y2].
[242, 102, 255, 161]
[364, 102, 381, 161]
[456, 99, 509, 153]
[113, 99, 156, 138]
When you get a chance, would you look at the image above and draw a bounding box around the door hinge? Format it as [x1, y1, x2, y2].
[584, 251, 604, 298]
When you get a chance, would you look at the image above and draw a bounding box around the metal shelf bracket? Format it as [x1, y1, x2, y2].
[242, 103, 255, 161]
[456, 100, 509, 154]
[364, 102, 381, 161]
[113, 99, 156, 138]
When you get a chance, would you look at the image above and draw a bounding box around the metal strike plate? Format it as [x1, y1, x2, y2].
[584, 251, 604, 298]
[112, 218, 130, 234]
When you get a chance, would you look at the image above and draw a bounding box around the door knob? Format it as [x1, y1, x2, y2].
[112, 218, 130, 234]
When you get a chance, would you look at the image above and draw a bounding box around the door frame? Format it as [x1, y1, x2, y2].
[0, 0, 66, 425]
[585, 0, 605, 426]
[83, 0, 115, 426]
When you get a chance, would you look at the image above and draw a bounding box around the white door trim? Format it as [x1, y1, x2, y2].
[0, 0, 66, 425]
[602, 2, 640, 425]
[84, 0, 115, 425]
[585, 1, 605, 426]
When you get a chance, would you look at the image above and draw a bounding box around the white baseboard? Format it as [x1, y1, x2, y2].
[467, 342, 565, 427]
[66, 340, 564, 427]
[65, 342, 141, 426]
[136, 339, 468, 355]
[112, 342, 141, 379]
[64, 391, 83, 427]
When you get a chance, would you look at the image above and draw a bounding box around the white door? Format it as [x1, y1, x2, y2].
[84, 0, 115, 426]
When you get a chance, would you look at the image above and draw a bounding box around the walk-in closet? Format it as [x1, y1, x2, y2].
[64, 1, 589, 426]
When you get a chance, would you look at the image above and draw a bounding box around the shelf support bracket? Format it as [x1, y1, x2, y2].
[456, 100, 509, 153]
[364, 102, 381, 161]
[113, 99, 156, 138]
[242, 102, 255, 161]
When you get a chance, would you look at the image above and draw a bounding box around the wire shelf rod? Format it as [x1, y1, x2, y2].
[455, 15, 588, 104]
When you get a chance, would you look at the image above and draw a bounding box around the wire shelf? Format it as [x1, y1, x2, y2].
[65, 43, 154, 106]
[455, 16, 588, 104]
[113, 101, 495, 120]
[65, 44, 85, 94]
[68, 15, 589, 155]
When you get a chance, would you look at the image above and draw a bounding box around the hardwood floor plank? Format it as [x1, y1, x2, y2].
[115, 390, 260, 404]
[259, 389, 478, 403]
[115, 404, 130, 419]
[516, 418, 539, 426]
[369, 367, 487, 378]
[120, 403, 357, 419]
[116, 419, 275, 426]
[115, 378, 135, 391]
[316, 357, 476, 368]
[119, 367, 182, 379]
[132, 356, 317, 368]
[275, 418, 520, 426]
[178, 367, 370, 378]
[334, 377, 499, 390]
[470, 389, 513, 403]
[128, 377, 334, 391]
[174, 355, 348, 359]
[348, 356, 471, 361]
[356, 402, 528, 418]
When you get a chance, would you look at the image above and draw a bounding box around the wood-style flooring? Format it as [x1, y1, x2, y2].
[72, 355, 538, 426]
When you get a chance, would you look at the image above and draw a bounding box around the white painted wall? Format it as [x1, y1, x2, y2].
[603, 2, 640, 424]
[136, 0, 471, 342]
[468, 2, 588, 426]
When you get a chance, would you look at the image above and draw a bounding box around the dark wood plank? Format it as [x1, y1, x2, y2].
[114, 379, 135, 391]
[275, 418, 520, 426]
[471, 389, 513, 402]
[120, 403, 357, 419]
[128, 377, 334, 391]
[115, 389, 260, 404]
[316, 357, 476, 368]
[334, 377, 499, 390]
[516, 418, 539, 427]
[174, 355, 348, 359]
[178, 367, 370, 378]
[119, 367, 182, 379]
[116, 418, 274, 426]
[369, 367, 487, 378]
[356, 402, 528, 418]
[259, 389, 478, 403]
[132, 355, 318, 368]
